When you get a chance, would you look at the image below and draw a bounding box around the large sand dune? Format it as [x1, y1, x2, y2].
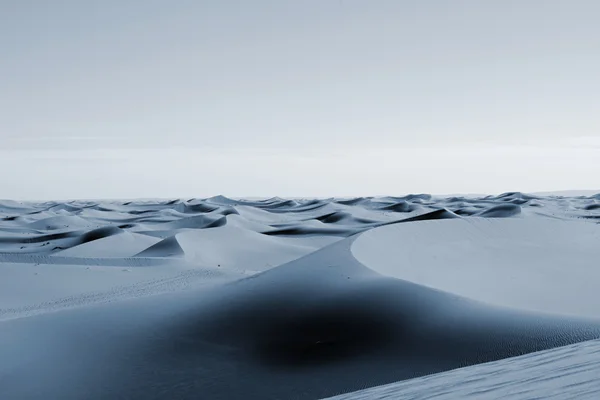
[1, 193, 600, 399]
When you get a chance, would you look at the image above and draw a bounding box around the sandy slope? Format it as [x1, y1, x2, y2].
[0, 193, 599, 399]
[324, 337, 600, 400]
[352, 217, 600, 318]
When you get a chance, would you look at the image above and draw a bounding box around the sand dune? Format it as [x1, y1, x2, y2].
[173, 225, 338, 272]
[135, 235, 185, 258]
[475, 203, 522, 217]
[57, 231, 161, 258]
[1, 235, 600, 399]
[353, 217, 600, 318]
[1, 193, 600, 399]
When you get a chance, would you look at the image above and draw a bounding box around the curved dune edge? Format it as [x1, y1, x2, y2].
[351, 217, 600, 318]
[2, 234, 600, 400]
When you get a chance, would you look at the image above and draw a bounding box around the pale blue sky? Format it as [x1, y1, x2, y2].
[1, 1, 599, 198]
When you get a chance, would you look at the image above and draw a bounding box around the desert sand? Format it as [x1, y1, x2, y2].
[1, 192, 600, 399]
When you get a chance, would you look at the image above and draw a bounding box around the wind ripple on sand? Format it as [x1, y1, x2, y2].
[323, 337, 600, 400]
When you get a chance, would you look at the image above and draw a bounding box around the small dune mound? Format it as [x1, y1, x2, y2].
[316, 212, 350, 224]
[258, 199, 299, 209]
[400, 193, 432, 202]
[265, 200, 330, 214]
[56, 231, 161, 258]
[452, 207, 480, 216]
[27, 216, 93, 231]
[380, 201, 417, 213]
[315, 211, 376, 225]
[174, 201, 219, 214]
[508, 198, 530, 205]
[444, 196, 468, 203]
[205, 195, 240, 206]
[79, 226, 124, 244]
[135, 235, 185, 258]
[335, 197, 368, 206]
[175, 225, 332, 271]
[372, 196, 405, 203]
[118, 223, 137, 229]
[0, 200, 34, 214]
[161, 215, 227, 230]
[477, 204, 522, 218]
[128, 209, 159, 215]
[13, 230, 81, 245]
[398, 208, 460, 222]
[215, 206, 240, 216]
[45, 203, 84, 213]
[263, 225, 362, 237]
[494, 192, 539, 201]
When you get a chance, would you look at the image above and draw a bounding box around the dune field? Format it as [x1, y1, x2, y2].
[1, 192, 600, 399]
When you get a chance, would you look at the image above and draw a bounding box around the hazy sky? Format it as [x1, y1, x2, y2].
[1, 0, 599, 199]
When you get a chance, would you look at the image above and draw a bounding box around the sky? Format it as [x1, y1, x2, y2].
[1, 0, 599, 199]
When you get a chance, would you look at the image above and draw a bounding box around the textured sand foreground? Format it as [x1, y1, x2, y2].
[1, 192, 599, 399]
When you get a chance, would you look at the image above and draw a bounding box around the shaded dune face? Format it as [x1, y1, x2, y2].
[177, 275, 600, 374]
[476, 203, 522, 218]
[254, 301, 395, 368]
[182, 282, 400, 370]
[393, 208, 458, 222]
[87, 239, 600, 399]
[78, 226, 123, 243]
